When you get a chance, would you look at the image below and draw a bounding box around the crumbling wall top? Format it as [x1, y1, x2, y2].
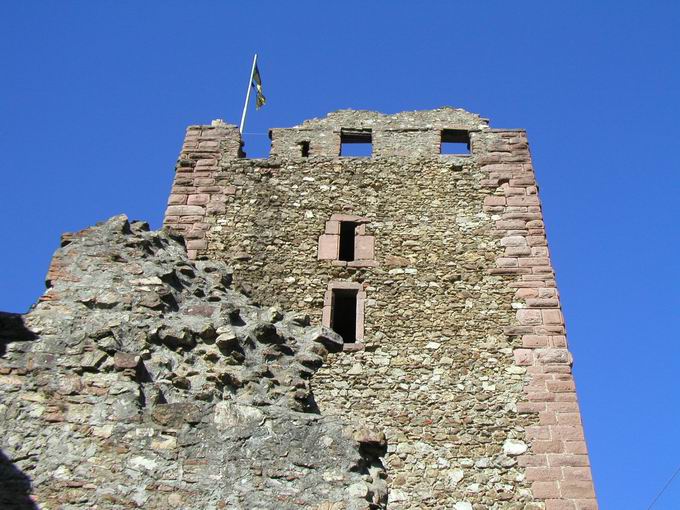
[268, 107, 490, 159]
[293, 107, 489, 131]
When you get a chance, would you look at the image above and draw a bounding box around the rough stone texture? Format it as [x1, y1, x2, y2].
[163, 108, 598, 509]
[0, 216, 387, 509]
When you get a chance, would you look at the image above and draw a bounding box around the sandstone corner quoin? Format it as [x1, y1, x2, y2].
[0, 107, 598, 509]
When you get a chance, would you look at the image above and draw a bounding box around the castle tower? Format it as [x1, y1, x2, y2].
[163, 108, 597, 509]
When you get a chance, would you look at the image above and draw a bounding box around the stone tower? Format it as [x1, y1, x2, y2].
[163, 108, 598, 509]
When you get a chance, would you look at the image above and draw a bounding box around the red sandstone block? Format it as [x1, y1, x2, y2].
[533, 440, 564, 454]
[519, 454, 547, 467]
[510, 176, 536, 186]
[506, 246, 532, 256]
[532, 247, 550, 257]
[519, 257, 551, 267]
[168, 194, 187, 205]
[508, 196, 540, 206]
[528, 230, 547, 239]
[523, 274, 550, 282]
[523, 335, 550, 348]
[166, 205, 205, 217]
[194, 178, 216, 186]
[517, 402, 545, 414]
[510, 281, 545, 288]
[355, 235, 375, 260]
[496, 219, 527, 230]
[187, 249, 197, 259]
[560, 481, 596, 499]
[526, 425, 551, 440]
[318, 234, 339, 260]
[517, 309, 543, 325]
[488, 267, 532, 275]
[513, 349, 534, 366]
[535, 349, 571, 365]
[195, 158, 218, 167]
[187, 194, 210, 206]
[172, 186, 198, 193]
[537, 325, 566, 336]
[527, 235, 547, 246]
[184, 229, 205, 240]
[503, 186, 529, 196]
[563, 467, 592, 481]
[538, 287, 558, 298]
[526, 380, 549, 393]
[528, 392, 556, 402]
[484, 195, 506, 206]
[533, 267, 555, 276]
[564, 441, 589, 455]
[206, 203, 226, 214]
[526, 467, 562, 481]
[178, 215, 204, 223]
[574, 500, 599, 510]
[186, 240, 207, 250]
[526, 365, 547, 375]
[526, 298, 560, 308]
[527, 220, 545, 229]
[501, 235, 528, 247]
[551, 425, 584, 441]
[532, 481, 560, 499]
[515, 288, 538, 299]
[547, 380, 576, 393]
[545, 501, 576, 510]
[503, 212, 543, 220]
[539, 411, 558, 425]
[543, 309, 564, 325]
[497, 257, 519, 268]
[548, 454, 589, 467]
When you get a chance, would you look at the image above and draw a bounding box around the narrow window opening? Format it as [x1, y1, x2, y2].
[298, 141, 310, 157]
[338, 221, 357, 261]
[441, 129, 470, 155]
[340, 129, 372, 157]
[331, 289, 358, 343]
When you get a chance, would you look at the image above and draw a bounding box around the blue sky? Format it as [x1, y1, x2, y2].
[1, 1, 679, 508]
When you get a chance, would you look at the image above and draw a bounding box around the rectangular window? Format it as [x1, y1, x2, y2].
[340, 129, 372, 157]
[338, 221, 357, 261]
[298, 141, 310, 157]
[441, 129, 470, 155]
[331, 289, 358, 343]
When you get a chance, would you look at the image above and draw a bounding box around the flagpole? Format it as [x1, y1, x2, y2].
[239, 54, 258, 134]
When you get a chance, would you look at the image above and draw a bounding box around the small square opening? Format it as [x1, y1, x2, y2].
[341, 129, 372, 157]
[298, 141, 310, 157]
[331, 289, 358, 343]
[441, 129, 470, 155]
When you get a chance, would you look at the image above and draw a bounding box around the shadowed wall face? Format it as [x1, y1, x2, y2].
[163, 108, 598, 509]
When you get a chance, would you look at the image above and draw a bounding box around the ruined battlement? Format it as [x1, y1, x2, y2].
[190, 108, 500, 161]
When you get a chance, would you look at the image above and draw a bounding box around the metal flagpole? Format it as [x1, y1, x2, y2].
[239, 54, 258, 134]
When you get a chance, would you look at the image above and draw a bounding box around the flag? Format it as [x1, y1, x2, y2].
[252, 64, 266, 109]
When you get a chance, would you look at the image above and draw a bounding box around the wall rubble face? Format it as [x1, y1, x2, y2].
[163, 108, 598, 510]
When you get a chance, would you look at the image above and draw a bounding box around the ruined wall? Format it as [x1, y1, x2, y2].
[163, 108, 598, 510]
[0, 216, 387, 510]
